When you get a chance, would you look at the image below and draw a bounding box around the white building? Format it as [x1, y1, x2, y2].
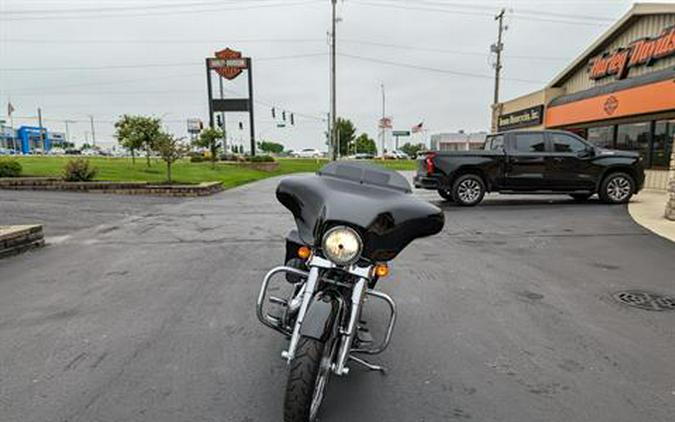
[429, 131, 487, 151]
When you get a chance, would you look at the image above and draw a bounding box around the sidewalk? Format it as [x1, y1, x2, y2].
[628, 190, 675, 242]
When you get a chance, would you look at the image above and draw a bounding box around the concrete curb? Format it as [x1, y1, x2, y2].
[0, 178, 223, 197]
[628, 190, 675, 243]
[0, 225, 45, 259]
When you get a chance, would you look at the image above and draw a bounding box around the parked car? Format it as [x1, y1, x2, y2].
[414, 130, 645, 206]
[0, 148, 15, 155]
[384, 150, 410, 160]
[292, 148, 322, 158]
[347, 153, 375, 160]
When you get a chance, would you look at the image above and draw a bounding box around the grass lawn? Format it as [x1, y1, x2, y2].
[12, 156, 417, 190]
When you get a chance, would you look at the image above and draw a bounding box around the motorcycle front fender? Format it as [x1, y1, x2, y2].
[299, 292, 341, 343]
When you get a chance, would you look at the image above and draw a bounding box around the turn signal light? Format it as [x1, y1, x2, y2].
[374, 263, 389, 278]
[297, 246, 311, 260]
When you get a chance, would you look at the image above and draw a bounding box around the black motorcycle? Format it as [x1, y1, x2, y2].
[256, 161, 444, 422]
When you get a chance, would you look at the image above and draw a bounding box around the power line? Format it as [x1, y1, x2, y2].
[0, 53, 327, 72]
[2, 0, 301, 15]
[339, 39, 569, 62]
[351, 0, 615, 27]
[2, 38, 325, 45]
[375, 0, 614, 22]
[0, 0, 321, 21]
[337, 53, 545, 84]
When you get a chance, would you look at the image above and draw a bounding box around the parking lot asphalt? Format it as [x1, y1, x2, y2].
[0, 175, 674, 422]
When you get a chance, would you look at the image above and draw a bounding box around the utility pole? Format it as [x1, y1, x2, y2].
[89, 115, 96, 147]
[380, 83, 385, 156]
[330, 0, 337, 160]
[64, 120, 75, 147]
[492, 8, 506, 106]
[37, 107, 45, 150]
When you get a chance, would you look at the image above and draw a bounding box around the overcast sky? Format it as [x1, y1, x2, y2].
[0, 0, 663, 151]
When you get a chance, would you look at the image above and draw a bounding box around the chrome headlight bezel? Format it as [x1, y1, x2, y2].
[321, 226, 363, 266]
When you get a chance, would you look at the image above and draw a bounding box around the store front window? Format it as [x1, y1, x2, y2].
[616, 122, 650, 161]
[653, 120, 674, 169]
[587, 126, 614, 148]
[586, 126, 614, 149]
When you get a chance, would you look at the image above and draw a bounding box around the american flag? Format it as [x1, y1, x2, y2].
[411, 121, 424, 133]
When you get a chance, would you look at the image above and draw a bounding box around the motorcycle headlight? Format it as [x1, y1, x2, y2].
[321, 226, 362, 266]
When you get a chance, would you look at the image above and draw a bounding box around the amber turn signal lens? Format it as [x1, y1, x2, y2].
[374, 263, 389, 278]
[297, 246, 311, 260]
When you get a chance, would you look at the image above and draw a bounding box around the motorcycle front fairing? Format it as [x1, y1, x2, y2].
[276, 162, 444, 262]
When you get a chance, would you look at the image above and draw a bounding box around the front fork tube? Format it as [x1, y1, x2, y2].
[333, 278, 367, 376]
[282, 266, 320, 362]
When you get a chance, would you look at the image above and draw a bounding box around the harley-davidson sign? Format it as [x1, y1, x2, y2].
[212, 48, 247, 80]
[588, 26, 675, 80]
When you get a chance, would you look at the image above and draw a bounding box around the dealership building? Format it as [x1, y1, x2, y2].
[493, 3, 675, 188]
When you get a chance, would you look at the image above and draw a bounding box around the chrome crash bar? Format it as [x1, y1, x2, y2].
[256, 265, 309, 336]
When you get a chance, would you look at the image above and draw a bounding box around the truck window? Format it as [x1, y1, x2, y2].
[550, 133, 587, 153]
[487, 135, 504, 151]
[513, 133, 546, 153]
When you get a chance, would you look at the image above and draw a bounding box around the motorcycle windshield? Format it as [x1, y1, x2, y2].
[276, 161, 444, 262]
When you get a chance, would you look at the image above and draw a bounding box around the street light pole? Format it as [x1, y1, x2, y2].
[330, 0, 337, 160]
[89, 115, 96, 147]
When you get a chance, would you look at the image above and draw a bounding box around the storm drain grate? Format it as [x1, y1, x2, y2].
[612, 291, 675, 312]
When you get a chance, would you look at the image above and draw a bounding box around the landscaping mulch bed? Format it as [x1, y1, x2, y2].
[0, 225, 45, 259]
[0, 177, 223, 197]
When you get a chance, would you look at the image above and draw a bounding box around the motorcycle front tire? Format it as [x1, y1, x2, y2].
[284, 337, 331, 422]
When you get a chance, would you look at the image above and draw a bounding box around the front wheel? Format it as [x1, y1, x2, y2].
[284, 337, 332, 422]
[452, 174, 486, 207]
[598, 172, 635, 204]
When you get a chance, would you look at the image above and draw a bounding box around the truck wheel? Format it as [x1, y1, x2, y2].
[452, 174, 485, 207]
[570, 193, 592, 201]
[599, 172, 635, 204]
[284, 337, 332, 422]
[437, 188, 454, 201]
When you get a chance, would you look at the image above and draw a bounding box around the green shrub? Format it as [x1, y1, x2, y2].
[219, 153, 238, 162]
[0, 159, 22, 177]
[189, 152, 205, 163]
[63, 158, 97, 181]
[247, 155, 275, 163]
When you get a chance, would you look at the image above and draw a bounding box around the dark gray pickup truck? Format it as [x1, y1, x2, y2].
[414, 130, 645, 206]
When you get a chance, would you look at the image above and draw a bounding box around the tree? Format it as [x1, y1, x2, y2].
[258, 141, 284, 154]
[193, 127, 223, 168]
[354, 133, 377, 155]
[335, 117, 357, 157]
[114, 115, 162, 166]
[400, 142, 427, 158]
[155, 132, 187, 183]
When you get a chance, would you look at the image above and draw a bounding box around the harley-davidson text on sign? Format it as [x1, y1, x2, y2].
[497, 105, 544, 131]
[212, 48, 248, 80]
[588, 26, 675, 81]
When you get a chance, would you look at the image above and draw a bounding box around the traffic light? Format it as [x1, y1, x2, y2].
[239, 121, 244, 130]
[290, 113, 295, 126]
[216, 114, 223, 128]
[282, 111, 286, 121]
[272, 107, 276, 119]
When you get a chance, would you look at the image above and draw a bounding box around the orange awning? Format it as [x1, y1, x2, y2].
[545, 79, 675, 128]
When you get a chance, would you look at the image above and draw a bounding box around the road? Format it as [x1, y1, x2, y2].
[1, 176, 674, 422]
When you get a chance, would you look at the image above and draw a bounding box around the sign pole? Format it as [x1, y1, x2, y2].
[206, 58, 214, 129]
[247, 57, 256, 156]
